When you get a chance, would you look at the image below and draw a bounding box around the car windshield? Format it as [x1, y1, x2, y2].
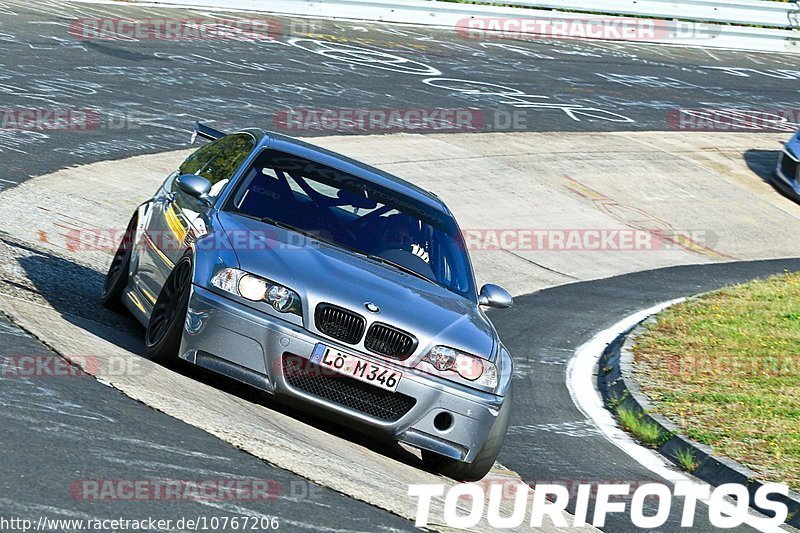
[224, 149, 476, 300]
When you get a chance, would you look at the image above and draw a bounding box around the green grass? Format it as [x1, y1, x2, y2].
[616, 406, 667, 447]
[676, 448, 699, 473]
[634, 271, 800, 490]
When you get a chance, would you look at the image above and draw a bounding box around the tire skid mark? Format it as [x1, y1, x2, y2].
[563, 174, 736, 260]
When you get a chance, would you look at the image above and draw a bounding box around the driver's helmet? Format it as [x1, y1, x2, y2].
[379, 214, 430, 263]
[381, 213, 416, 250]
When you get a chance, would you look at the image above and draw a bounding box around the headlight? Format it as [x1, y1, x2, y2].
[417, 346, 498, 389]
[211, 268, 302, 316]
[267, 285, 299, 312]
[239, 275, 268, 301]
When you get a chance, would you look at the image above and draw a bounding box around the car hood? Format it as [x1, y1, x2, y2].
[215, 212, 496, 360]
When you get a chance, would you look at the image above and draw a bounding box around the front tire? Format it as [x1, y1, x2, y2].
[422, 384, 513, 481]
[144, 255, 193, 363]
[100, 216, 136, 311]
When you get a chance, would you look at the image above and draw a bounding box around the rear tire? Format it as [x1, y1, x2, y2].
[100, 216, 136, 312]
[144, 255, 193, 363]
[422, 383, 513, 481]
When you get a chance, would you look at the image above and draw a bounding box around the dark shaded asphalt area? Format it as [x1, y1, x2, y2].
[0, 317, 414, 532]
[494, 258, 800, 532]
[0, 0, 799, 185]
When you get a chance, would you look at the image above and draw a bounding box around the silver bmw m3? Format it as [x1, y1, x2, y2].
[774, 129, 800, 201]
[102, 122, 514, 481]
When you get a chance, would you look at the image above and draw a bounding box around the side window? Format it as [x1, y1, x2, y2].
[177, 133, 255, 200]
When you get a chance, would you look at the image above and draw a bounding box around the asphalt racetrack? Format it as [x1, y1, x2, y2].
[1, 0, 800, 183]
[1, 0, 800, 531]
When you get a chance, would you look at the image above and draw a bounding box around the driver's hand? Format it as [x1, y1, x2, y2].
[411, 243, 429, 263]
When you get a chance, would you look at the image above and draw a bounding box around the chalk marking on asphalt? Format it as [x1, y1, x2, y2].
[701, 48, 722, 63]
[566, 299, 792, 532]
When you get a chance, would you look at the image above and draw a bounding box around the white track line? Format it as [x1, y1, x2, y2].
[566, 299, 791, 532]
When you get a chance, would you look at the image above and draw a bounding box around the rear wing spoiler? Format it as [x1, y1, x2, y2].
[191, 121, 225, 143]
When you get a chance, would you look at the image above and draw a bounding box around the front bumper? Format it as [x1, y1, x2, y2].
[775, 148, 800, 199]
[180, 285, 505, 463]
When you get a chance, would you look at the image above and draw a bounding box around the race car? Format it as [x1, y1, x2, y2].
[774, 129, 800, 201]
[101, 122, 514, 481]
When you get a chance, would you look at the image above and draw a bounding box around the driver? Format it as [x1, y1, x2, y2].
[378, 214, 430, 263]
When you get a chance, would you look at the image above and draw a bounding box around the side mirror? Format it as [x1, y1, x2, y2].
[176, 174, 212, 204]
[479, 284, 513, 309]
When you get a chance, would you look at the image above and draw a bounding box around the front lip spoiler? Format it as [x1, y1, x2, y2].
[399, 429, 469, 461]
[193, 351, 273, 392]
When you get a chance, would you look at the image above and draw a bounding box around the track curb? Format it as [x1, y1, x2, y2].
[597, 313, 800, 528]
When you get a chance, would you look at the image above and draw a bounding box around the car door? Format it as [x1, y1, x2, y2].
[134, 133, 256, 312]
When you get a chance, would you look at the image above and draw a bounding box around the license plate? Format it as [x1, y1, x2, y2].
[311, 344, 402, 392]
